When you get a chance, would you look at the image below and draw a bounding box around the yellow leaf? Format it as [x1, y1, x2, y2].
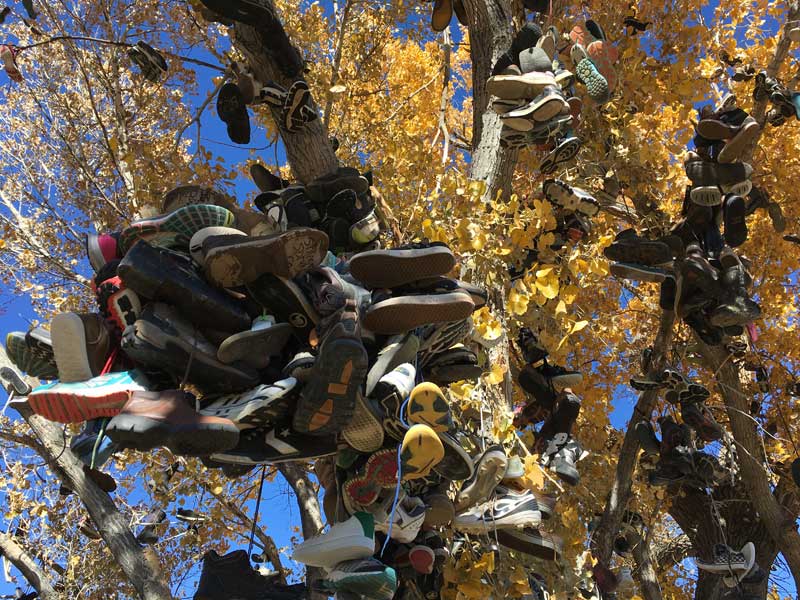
[522, 455, 545, 489]
[473, 550, 495, 574]
[555, 299, 567, 317]
[562, 283, 579, 304]
[484, 363, 505, 384]
[212, 484, 224, 495]
[571, 320, 589, 334]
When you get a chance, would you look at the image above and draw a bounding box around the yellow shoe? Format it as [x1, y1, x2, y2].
[406, 382, 453, 433]
[400, 424, 444, 481]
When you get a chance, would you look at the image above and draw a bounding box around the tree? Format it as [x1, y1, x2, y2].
[0, 0, 799, 598]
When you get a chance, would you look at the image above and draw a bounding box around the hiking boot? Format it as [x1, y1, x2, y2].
[293, 513, 376, 569]
[453, 488, 542, 532]
[603, 229, 673, 265]
[454, 444, 508, 511]
[407, 381, 453, 432]
[347, 243, 455, 289]
[293, 297, 367, 436]
[681, 402, 724, 442]
[121, 303, 259, 393]
[540, 432, 587, 485]
[107, 390, 239, 456]
[5, 330, 58, 380]
[201, 228, 328, 288]
[51, 312, 112, 383]
[119, 241, 251, 333]
[28, 370, 150, 424]
[194, 548, 306, 600]
[199, 378, 296, 429]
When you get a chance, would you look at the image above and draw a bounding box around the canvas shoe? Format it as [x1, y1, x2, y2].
[28, 370, 150, 423]
[342, 390, 385, 453]
[199, 378, 297, 429]
[401, 424, 445, 480]
[51, 312, 112, 383]
[373, 494, 427, 543]
[406, 381, 453, 432]
[119, 241, 251, 333]
[119, 204, 234, 255]
[5, 330, 58, 380]
[217, 316, 293, 369]
[347, 243, 455, 290]
[121, 303, 259, 394]
[364, 291, 475, 335]
[107, 390, 239, 456]
[202, 228, 328, 288]
[453, 488, 542, 532]
[293, 512, 375, 569]
[321, 558, 397, 600]
[210, 425, 337, 465]
[542, 178, 599, 216]
[696, 542, 755, 574]
[455, 444, 508, 511]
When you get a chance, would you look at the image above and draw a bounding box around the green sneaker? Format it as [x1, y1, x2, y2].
[5, 330, 59, 380]
[119, 204, 234, 254]
[321, 558, 397, 600]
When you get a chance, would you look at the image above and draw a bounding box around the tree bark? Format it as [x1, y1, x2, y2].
[0, 532, 58, 599]
[632, 536, 662, 600]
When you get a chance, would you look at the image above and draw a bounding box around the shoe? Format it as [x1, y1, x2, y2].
[364, 291, 475, 334]
[431, 0, 453, 31]
[661, 368, 710, 404]
[189, 226, 246, 266]
[680, 402, 724, 442]
[86, 232, 121, 273]
[343, 448, 399, 509]
[293, 300, 367, 436]
[347, 244, 455, 290]
[537, 361, 583, 390]
[610, 262, 670, 283]
[136, 509, 167, 545]
[342, 390, 385, 453]
[194, 548, 306, 600]
[502, 88, 569, 129]
[542, 178, 599, 216]
[119, 204, 234, 255]
[321, 558, 397, 600]
[696, 542, 755, 574]
[455, 444, 508, 511]
[217, 82, 250, 144]
[400, 424, 445, 480]
[497, 527, 564, 561]
[217, 316, 293, 369]
[28, 370, 150, 424]
[453, 488, 542, 532]
[486, 71, 558, 100]
[304, 166, 370, 205]
[202, 228, 328, 287]
[570, 43, 609, 103]
[539, 135, 581, 174]
[247, 273, 320, 342]
[71, 418, 118, 467]
[282, 80, 318, 132]
[422, 491, 455, 527]
[107, 390, 239, 456]
[210, 425, 337, 465]
[119, 241, 251, 333]
[199, 379, 296, 429]
[422, 346, 482, 385]
[121, 303, 259, 393]
[541, 432, 587, 485]
[406, 381, 453, 432]
[293, 512, 375, 569]
[5, 330, 58, 380]
[603, 229, 673, 265]
[709, 253, 761, 327]
[367, 362, 417, 442]
[722, 194, 748, 247]
[373, 495, 427, 543]
[537, 390, 581, 441]
[407, 544, 435, 574]
[51, 313, 111, 383]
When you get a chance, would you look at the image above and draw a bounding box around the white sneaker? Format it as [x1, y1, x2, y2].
[199, 378, 297, 429]
[453, 489, 542, 533]
[293, 513, 375, 569]
[374, 495, 427, 543]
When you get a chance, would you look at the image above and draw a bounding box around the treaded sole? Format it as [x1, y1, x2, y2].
[486, 73, 558, 101]
[364, 293, 475, 335]
[107, 414, 239, 456]
[217, 323, 293, 367]
[51, 313, 92, 383]
[28, 388, 129, 424]
[455, 452, 508, 511]
[348, 247, 456, 289]
[453, 509, 542, 533]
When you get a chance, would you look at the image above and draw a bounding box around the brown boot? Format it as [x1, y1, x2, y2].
[107, 390, 239, 456]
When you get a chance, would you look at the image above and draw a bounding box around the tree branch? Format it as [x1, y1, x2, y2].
[0, 532, 58, 599]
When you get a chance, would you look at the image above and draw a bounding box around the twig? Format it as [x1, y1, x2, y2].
[173, 77, 226, 153]
[323, 0, 353, 129]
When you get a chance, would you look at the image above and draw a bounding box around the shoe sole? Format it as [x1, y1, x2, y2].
[217, 323, 293, 367]
[5, 333, 58, 381]
[433, 432, 474, 481]
[503, 95, 567, 126]
[407, 382, 451, 432]
[348, 247, 456, 289]
[51, 313, 93, 383]
[204, 228, 328, 287]
[495, 528, 563, 560]
[325, 567, 397, 595]
[543, 179, 599, 216]
[107, 414, 239, 456]
[540, 137, 581, 174]
[696, 119, 741, 140]
[455, 450, 508, 511]
[575, 58, 609, 103]
[246, 273, 320, 341]
[486, 72, 558, 101]
[717, 120, 760, 163]
[119, 204, 234, 254]
[720, 179, 752, 197]
[364, 293, 475, 335]
[365, 332, 420, 396]
[604, 242, 673, 266]
[609, 262, 667, 283]
[341, 393, 385, 453]
[549, 372, 583, 390]
[552, 458, 580, 485]
[343, 448, 399, 507]
[293, 336, 367, 435]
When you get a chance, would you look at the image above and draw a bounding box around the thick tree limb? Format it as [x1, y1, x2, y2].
[0, 532, 58, 599]
[632, 536, 662, 600]
[652, 534, 694, 571]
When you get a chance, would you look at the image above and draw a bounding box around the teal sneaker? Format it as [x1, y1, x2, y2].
[570, 43, 609, 103]
[321, 558, 397, 600]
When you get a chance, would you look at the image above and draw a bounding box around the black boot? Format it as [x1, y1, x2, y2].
[710, 248, 760, 327]
[194, 549, 306, 600]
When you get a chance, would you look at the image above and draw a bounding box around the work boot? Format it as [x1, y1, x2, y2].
[710, 248, 760, 327]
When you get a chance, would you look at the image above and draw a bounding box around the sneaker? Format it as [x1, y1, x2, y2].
[293, 512, 376, 569]
[486, 71, 558, 101]
[119, 241, 251, 333]
[453, 488, 542, 532]
[400, 424, 445, 480]
[717, 118, 760, 164]
[347, 244, 455, 290]
[246, 273, 320, 342]
[406, 381, 453, 432]
[293, 300, 367, 436]
[501, 87, 569, 128]
[341, 390, 385, 453]
[696, 542, 755, 574]
[86, 232, 121, 273]
[722, 194, 748, 247]
[422, 346, 482, 385]
[455, 444, 508, 511]
[542, 178, 599, 216]
[603, 229, 673, 265]
[121, 303, 259, 394]
[571, 43, 610, 103]
[199, 378, 297, 429]
[202, 228, 328, 287]
[189, 226, 246, 266]
[538, 135, 581, 174]
[28, 370, 150, 424]
[422, 491, 455, 527]
[282, 80, 318, 132]
[51, 312, 112, 383]
[128, 40, 168, 82]
[4, 330, 58, 380]
[537, 390, 582, 441]
[71, 418, 118, 467]
[106, 390, 239, 456]
[93, 264, 142, 334]
[210, 425, 337, 465]
[368, 363, 417, 443]
[321, 558, 397, 600]
[217, 316, 293, 369]
[433, 430, 475, 481]
[343, 448, 399, 510]
[364, 291, 475, 335]
[119, 204, 234, 255]
[373, 495, 427, 543]
[540, 432, 587, 485]
[193, 548, 306, 600]
[136, 509, 167, 545]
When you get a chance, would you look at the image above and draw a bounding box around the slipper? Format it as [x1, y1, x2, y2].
[217, 82, 250, 144]
[539, 135, 581, 173]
